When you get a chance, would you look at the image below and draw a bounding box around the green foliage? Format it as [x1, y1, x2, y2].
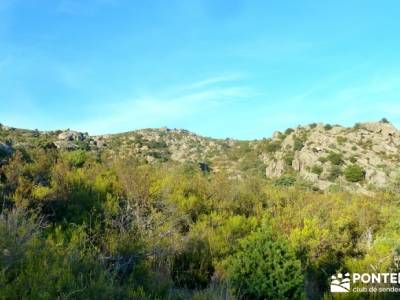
[344, 164, 366, 182]
[147, 150, 170, 161]
[293, 137, 305, 151]
[274, 175, 296, 187]
[147, 140, 168, 148]
[309, 123, 318, 129]
[326, 152, 343, 165]
[324, 124, 333, 130]
[65, 150, 87, 168]
[1, 133, 400, 299]
[318, 156, 328, 164]
[349, 155, 358, 163]
[336, 136, 347, 145]
[263, 140, 281, 153]
[283, 152, 294, 167]
[328, 165, 342, 181]
[227, 225, 304, 299]
[285, 128, 294, 135]
[172, 238, 214, 289]
[358, 138, 374, 150]
[311, 165, 323, 176]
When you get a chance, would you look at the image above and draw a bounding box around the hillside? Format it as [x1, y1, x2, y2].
[1, 119, 399, 192]
[1, 120, 400, 299]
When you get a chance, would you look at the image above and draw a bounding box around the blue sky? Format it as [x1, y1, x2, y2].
[0, 0, 399, 139]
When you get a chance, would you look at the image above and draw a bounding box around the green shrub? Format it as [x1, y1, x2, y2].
[324, 124, 333, 131]
[274, 175, 296, 187]
[147, 140, 167, 149]
[327, 152, 343, 165]
[344, 164, 366, 182]
[311, 165, 323, 176]
[172, 238, 214, 289]
[285, 128, 294, 135]
[66, 150, 87, 168]
[336, 136, 347, 145]
[293, 137, 305, 151]
[76, 140, 90, 151]
[284, 152, 294, 167]
[318, 156, 328, 164]
[349, 155, 357, 163]
[328, 166, 342, 181]
[227, 226, 304, 299]
[264, 141, 281, 153]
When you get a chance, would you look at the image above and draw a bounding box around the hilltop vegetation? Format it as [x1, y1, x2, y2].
[0, 121, 400, 299]
[2, 119, 400, 192]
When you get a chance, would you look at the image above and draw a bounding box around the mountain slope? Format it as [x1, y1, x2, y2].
[1, 120, 399, 192]
[263, 121, 400, 192]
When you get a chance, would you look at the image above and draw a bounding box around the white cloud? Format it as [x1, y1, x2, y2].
[75, 75, 254, 134]
[183, 73, 245, 90]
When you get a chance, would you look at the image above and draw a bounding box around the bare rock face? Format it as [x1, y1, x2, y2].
[92, 137, 107, 147]
[363, 122, 397, 137]
[366, 169, 388, 187]
[292, 150, 319, 173]
[53, 140, 79, 150]
[266, 159, 286, 178]
[58, 130, 88, 142]
[264, 120, 400, 191]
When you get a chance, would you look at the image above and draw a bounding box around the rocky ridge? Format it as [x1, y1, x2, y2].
[0, 120, 399, 192]
[263, 121, 400, 191]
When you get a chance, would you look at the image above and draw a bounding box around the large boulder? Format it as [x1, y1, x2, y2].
[0, 142, 13, 156]
[58, 130, 88, 142]
[362, 122, 397, 138]
[265, 158, 285, 178]
[0, 142, 13, 165]
[53, 140, 79, 150]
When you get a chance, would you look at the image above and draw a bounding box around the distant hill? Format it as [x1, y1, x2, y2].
[1, 119, 399, 193]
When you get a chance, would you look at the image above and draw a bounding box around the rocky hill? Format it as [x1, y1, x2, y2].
[263, 120, 400, 192]
[1, 120, 399, 193]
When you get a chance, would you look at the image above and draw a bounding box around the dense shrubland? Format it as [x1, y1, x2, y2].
[1, 146, 400, 299]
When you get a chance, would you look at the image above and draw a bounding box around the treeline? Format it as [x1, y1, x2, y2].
[0, 148, 400, 299]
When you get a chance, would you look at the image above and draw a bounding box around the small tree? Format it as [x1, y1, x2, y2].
[327, 152, 343, 165]
[284, 152, 294, 167]
[285, 128, 294, 135]
[227, 226, 304, 299]
[328, 166, 342, 181]
[324, 124, 333, 131]
[380, 118, 390, 124]
[344, 164, 366, 182]
[274, 175, 296, 187]
[264, 141, 281, 153]
[311, 165, 323, 176]
[293, 137, 305, 151]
